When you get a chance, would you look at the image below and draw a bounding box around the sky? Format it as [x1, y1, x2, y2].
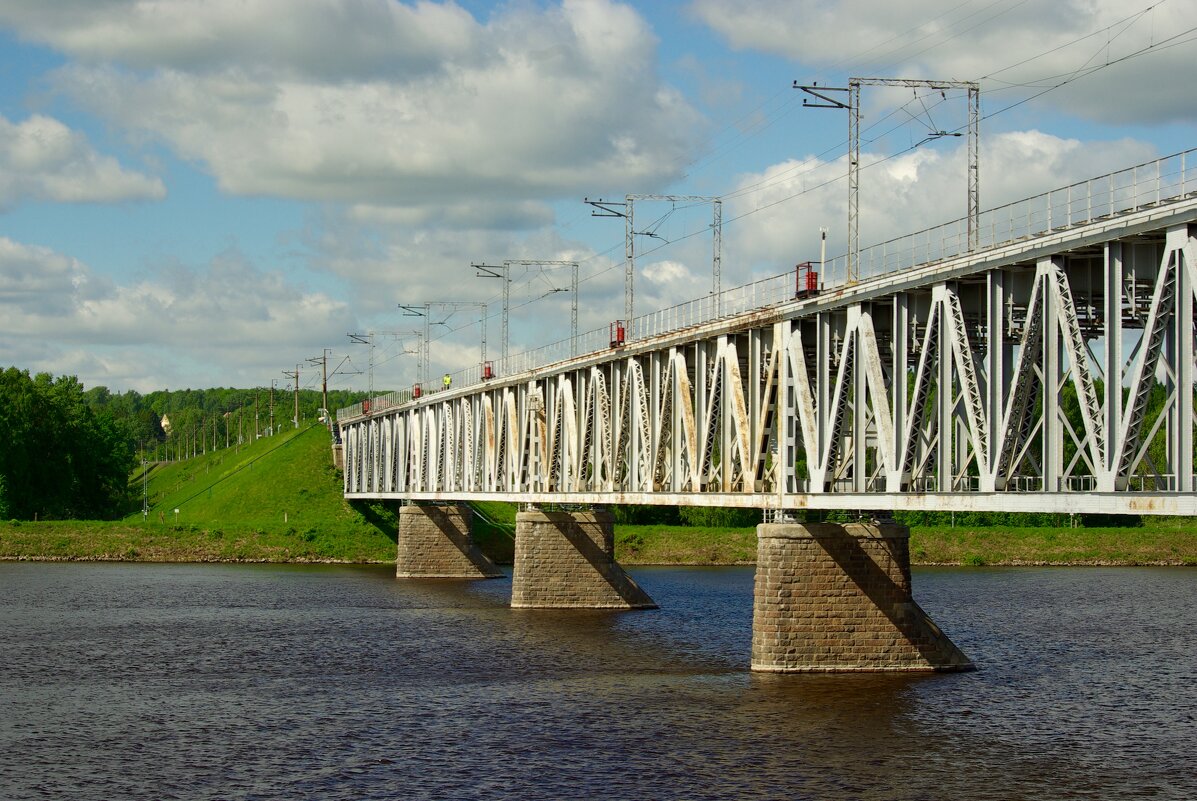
[1, 0, 1195, 396]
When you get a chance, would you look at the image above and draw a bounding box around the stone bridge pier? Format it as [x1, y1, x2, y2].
[396, 502, 503, 579]
[396, 502, 970, 672]
[512, 507, 656, 609]
[752, 520, 973, 672]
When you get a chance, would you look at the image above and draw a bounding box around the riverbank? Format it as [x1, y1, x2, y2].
[613, 521, 1197, 566]
[0, 520, 394, 563]
[3, 517, 1195, 566]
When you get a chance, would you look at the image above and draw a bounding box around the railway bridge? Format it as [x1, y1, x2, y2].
[338, 149, 1197, 673]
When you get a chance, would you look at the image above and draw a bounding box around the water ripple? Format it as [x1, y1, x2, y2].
[1, 562, 1194, 800]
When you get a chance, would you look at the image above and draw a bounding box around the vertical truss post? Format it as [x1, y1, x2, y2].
[1169, 227, 1194, 491]
[850, 305, 868, 492]
[816, 312, 831, 487]
[935, 288, 952, 489]
[775, 321, 795, 496]
[890, 293, 908, 490]
[984, 269, 1006, 490]
[1103, 242, 1124, 488]
[1040, 258, 1062, 492]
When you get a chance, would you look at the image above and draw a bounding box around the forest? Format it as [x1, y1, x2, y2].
[0, 366, 367, 520]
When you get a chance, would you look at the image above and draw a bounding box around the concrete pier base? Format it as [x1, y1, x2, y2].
[511, 508, 656, 609]
[752, 521, 973, 673]
[396, 503, 503, 579]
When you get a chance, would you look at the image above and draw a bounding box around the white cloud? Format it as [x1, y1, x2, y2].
[635, 258, 711, 315]
[0, 113, 165, 208]
[719, 130, 1158, 284]
[0, 237, 356, 390]
[0, 237, 112, 314]
[0, 0, 478, 78]
[347, 200, 555, 231]
[4, 0, 702, 206]
[691, 0, 1197, 124]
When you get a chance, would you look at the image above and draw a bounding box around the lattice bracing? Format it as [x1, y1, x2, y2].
[342, 204, 1197, 515]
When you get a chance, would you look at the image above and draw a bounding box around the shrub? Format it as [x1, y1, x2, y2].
[612, 505, 681, 525]
[616, 530, 645, 552]
[678, 506, 761, 528]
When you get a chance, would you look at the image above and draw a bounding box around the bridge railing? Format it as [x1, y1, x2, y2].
[467, 271, 798, 388]
[339, 147, 1195, 423]
[826, 148, 1195, 285]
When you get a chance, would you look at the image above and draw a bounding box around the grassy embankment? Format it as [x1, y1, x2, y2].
[2, 421, 1194, 565]
[0, 424, 397, 563]
[610, 519, 1197, 566]
[455, 507, 1197, 566]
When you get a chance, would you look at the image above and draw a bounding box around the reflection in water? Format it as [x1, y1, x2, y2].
[0, 562, 1193, 800]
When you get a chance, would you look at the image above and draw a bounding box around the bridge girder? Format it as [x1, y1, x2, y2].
[341, 201, 1197, 515]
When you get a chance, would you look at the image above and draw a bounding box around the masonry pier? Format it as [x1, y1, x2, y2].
[511, 508, 656, 609]
[752, 521, 973, 673]
[396, 502, 503, 579]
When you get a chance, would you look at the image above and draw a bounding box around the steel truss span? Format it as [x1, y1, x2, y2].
[340, 197, 1197, 516]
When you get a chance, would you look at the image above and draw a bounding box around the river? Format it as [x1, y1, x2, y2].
[0, 562, 1193, 800]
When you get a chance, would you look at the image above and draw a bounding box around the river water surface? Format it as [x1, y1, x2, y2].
[1, 562, 1194, 800]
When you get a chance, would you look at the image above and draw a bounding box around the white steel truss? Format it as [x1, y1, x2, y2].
[341, 210, 1197, 515]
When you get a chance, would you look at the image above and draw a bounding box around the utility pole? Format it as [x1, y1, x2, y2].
[402, 301, 488, 376]
[348, 332, 377, 397]
[586, 195, 722, 331]
[307, 348, 331, 420]
[584, 198, 633, 330]
[254, 391, 260, 439]
[472, 264, 512, 364]
[795, 77, 979, 282]
[474, 260, 581, 359]
[396, 306, 432, 386]
[269, 379, 276, 435]
[282, 365, 299, 428]
[505, 261, 579, 356]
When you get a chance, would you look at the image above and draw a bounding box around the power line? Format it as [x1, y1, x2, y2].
[342, 3, 1195, 388]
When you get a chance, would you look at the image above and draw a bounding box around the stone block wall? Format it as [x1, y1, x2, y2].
[396, 503, 503, 579]
[511, 508, 656, 609]
[752, 521, 973, 672]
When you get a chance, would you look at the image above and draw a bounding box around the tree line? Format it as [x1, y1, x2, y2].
[84, 384, 368, 463]
[0, 367, 368, 520]
[0, 369, 135, 520]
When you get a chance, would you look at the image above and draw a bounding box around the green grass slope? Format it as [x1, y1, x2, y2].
[0, 424, 397, 563]
[4, 423, 1194, 565]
